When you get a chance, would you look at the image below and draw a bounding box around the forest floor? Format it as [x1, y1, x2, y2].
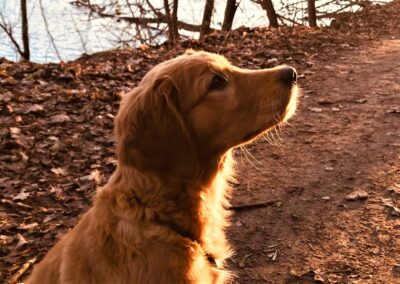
[0, 1, 399, 283]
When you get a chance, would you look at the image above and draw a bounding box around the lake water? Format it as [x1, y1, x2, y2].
[0, 0, 386, 63]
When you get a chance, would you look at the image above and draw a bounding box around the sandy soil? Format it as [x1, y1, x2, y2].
[229, 39, 400, 283]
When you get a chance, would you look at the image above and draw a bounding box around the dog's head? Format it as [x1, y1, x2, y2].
[115, 51, 298, 180]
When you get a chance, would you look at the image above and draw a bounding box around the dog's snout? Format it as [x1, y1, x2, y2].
[279, 66, 297, 85]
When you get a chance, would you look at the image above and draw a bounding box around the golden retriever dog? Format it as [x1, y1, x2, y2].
[27, 50, 298, 284]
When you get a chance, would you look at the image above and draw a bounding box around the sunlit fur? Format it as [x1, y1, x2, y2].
[27, 51, 297, 284]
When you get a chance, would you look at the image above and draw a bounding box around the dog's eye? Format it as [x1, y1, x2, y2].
[209, 73, 228, 91]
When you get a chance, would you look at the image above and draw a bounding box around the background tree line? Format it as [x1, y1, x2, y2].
[0, 0, 375, 61]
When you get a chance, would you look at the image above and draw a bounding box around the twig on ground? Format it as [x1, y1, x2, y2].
[6, 257, 37, 284]
[229, 200, 277, 211]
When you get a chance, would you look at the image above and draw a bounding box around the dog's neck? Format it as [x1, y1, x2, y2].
[104, 150, 235, 248]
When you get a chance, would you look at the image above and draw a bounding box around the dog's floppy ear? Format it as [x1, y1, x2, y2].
[115, 76, 198, 180]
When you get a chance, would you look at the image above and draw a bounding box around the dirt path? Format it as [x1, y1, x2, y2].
[229, 40, 400, 283]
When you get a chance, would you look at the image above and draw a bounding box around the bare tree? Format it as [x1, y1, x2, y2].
[39, 0, 62, 61]
[0, 0, 30, 60]
[261, 0, 279, 27]
[72, 0, 213, 33]
[222, 0, 238, 31]
[200, 0, 214, 39]
[308, 0, 317, 27]
[252, 0, 279, 27]
[20, 0, 30, 60]
[163, 0, 179, 43]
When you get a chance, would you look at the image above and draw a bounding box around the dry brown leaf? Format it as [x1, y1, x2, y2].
[51, 167, 67, 176]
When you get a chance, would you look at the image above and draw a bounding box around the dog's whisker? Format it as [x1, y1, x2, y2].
[240, 146, 264, 172]
[267, 130, 280, 147]
[242, 145, 264, 167]
[262, 132, 275, 145]
[273, 127, 283, 146]
[238, 147, 246, 165]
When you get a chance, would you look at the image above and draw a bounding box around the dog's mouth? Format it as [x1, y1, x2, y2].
[281, 85, 299, 122]
[241, 85, 298, 144]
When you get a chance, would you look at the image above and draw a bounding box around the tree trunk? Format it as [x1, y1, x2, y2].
[21, 0, 30, 60]
[200, 0, 214, 40]
[171, 0, 179, 40]
[222, 0, 238, 31]
[163, 0, 179, 43]
[308, 0, 317, 27]
[262, 0, 279, 27]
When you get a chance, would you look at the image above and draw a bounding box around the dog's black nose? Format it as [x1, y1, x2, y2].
[279, 66, 297, 85]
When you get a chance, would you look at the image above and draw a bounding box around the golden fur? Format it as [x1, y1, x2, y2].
[27, 51, 298, 284]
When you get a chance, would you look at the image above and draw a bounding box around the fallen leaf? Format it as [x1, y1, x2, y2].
[24, 104, 44, 114]
[13, 191, 30, 201]
[80, 169, 102, 184]
[51, 167, 67, 176]
[9, 127, 21, 135]
[0, 235, 14, 245]
[50, 114, 71, 123]
[18, 223, 38, 231]
[15, 233, 28, 250]
[50, 185, 64, 200]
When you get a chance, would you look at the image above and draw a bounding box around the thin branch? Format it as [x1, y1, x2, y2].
[229, 200, 278, 211]
[39, 0, 62, 61]
[72, 0, 214, 33]
[6, 257, 37, 284]
[70, 11, 88, 54]
[0, 19, 24, 57]
[276, 13, 303, 26]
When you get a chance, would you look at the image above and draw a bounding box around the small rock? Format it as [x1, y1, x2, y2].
[386, 108, 400, 114]
[322, 196, 331, 201]
[345, 190, 369, 201]
[309, 107, 322, 113]
[325, 166, 334, 171]
[317, 99, 334, 105]
[355, 98, 367, 103]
